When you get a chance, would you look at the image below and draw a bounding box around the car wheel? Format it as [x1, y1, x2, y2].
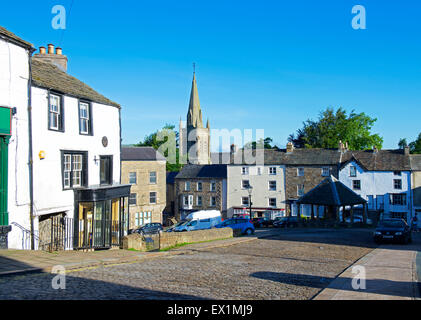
[245, 228, 253, 235]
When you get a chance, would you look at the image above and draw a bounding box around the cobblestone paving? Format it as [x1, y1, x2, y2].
[0, 230, 375, 300]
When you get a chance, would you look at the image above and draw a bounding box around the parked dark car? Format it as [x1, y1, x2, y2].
[374, 219, 412, 244]
[273, 216, 300, 228]
[132, 223, 163, 236]
[251, 218, 265, 228]
[215, 218, 255, 235]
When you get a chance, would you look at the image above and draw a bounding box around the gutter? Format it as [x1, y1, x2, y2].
[27, 47, 36, 250]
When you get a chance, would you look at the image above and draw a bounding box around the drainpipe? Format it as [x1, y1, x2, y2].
[27, 47, 36, 250]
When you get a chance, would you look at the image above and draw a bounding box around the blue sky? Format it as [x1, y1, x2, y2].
[2, 0, 421, 150]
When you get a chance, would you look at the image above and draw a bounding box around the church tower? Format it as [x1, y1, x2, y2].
[179, 71, 211, 164]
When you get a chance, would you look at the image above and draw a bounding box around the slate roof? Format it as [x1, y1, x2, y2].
[0, 26, 33, 48]
[31, 59, 120, 108]
[340, 149, 411, 171]
[410, 155, 421, 171]
[176, 164, 227, 179]
[166, 171, 179, 184]
[121, 147, 166, 161]
[230, 148, 341, 166]
[297, 176, 367, 206]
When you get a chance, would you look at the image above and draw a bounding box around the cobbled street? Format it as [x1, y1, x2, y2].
[0, 229, 399, 300]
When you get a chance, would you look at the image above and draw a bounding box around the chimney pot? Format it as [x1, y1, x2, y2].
[39, 46, 46, 55]
[286, 142, 294, 153]
[56, 47, 62, 55]
[47, 44, 55, 54]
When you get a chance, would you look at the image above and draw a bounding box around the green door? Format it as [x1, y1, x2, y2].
[0, 107, 11, 226]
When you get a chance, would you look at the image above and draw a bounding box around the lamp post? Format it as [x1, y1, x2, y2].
[247, 186, 253, 220]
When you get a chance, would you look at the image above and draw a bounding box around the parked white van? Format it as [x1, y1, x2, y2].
[174, 210, 222, 232]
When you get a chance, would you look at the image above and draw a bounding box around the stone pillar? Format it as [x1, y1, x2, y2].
[297, 203, 301, 220]
[363, 203, 368, 225]
[342, 206, 346, 223]
[0, 225, 11, 249]
[350, 205, 354, 225]
[316, 206, 319, 219]
[311, 205, 315, 220]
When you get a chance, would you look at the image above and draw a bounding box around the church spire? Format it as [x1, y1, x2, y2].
[187, 69, 203, 128]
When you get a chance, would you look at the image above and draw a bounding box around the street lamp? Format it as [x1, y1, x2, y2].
[247, 186, 253, 219]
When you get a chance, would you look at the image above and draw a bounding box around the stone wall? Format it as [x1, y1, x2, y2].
[0, 225, 11, 249]
[175, 178, 225, 219]
[121, 160, 166, 228]
[285, 165, 338, 215]
[122, 227, 233, 251]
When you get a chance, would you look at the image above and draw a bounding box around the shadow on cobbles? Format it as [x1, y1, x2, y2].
[250, 271, 415, 298]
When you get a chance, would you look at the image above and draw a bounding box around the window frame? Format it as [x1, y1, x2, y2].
[241, 197, 249, 207]
[210, 181, 216, 192]
[297, 167, 304, 177]
[197, 195, 203, 206]
[48, 92, 64, 132]
[242, 180, 250, 189]
[149, 192, 157, 204]
[269, 167, 277, 175]
[78, 100, 93, 135]
[394, 179, 402, 190]
[185, 181, 191, 191]
[149, 171, 157, 184]
[129, 193, 137, 206]
[197, 181, 203, 191]
[297, 184, 305, 197]
[61, 150, 88, 190]
[242, 167, 249, 175]
[129, 172, 137, 185]
[210, 196, 217, 207]
[350, 166, 357, 177]
[321, 167, 330, 177]
[269, 180, 277, 191]
[268, 198, 277, 207]
[353, 180, 361, 190]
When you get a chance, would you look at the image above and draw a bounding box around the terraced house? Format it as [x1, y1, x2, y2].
[227, 150, 286, 219]
[121, 147, 166, 229]
[0, 26, 130, 250]
[174, 165, 227, 220]
[339, 147, 412, 222]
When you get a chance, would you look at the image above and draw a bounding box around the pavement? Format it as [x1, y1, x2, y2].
[314, 244, 420, 300]
[0, 233, 264, 277]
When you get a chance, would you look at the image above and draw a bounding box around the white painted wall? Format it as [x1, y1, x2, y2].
[30, 87, 121, 217]
[227, 165, 286, 218]
[0, 38, 33, 249]
[339, 161, 412, 218]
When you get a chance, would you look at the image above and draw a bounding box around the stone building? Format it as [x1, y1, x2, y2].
[281, 143, 341, 216]
[174, 165, 227, 220]
[121, 147, 166, 229]
[179, 72, 211, 165]
[227, 150, 286, 219]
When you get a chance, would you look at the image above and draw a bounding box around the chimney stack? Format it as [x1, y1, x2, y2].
[47, 44, 54, 54]
[286, 142, 294, 154]
[338, 140, 345, 152]
[404, 146, 410, 156]
[33, 44, 68, 72]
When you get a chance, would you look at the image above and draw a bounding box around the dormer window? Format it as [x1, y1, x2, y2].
[79, 101, 92, 135]
[49, 93, 64, 131]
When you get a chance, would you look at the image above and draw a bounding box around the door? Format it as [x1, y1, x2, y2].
[100, 156, 113, 185]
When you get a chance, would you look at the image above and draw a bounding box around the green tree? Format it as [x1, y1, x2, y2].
[135, 124, 185, 172]
[244, 137, 278, 150]
[398, 138, 408, 149]
[289, 107, 383, 150]
[409, 133, 421, 154]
